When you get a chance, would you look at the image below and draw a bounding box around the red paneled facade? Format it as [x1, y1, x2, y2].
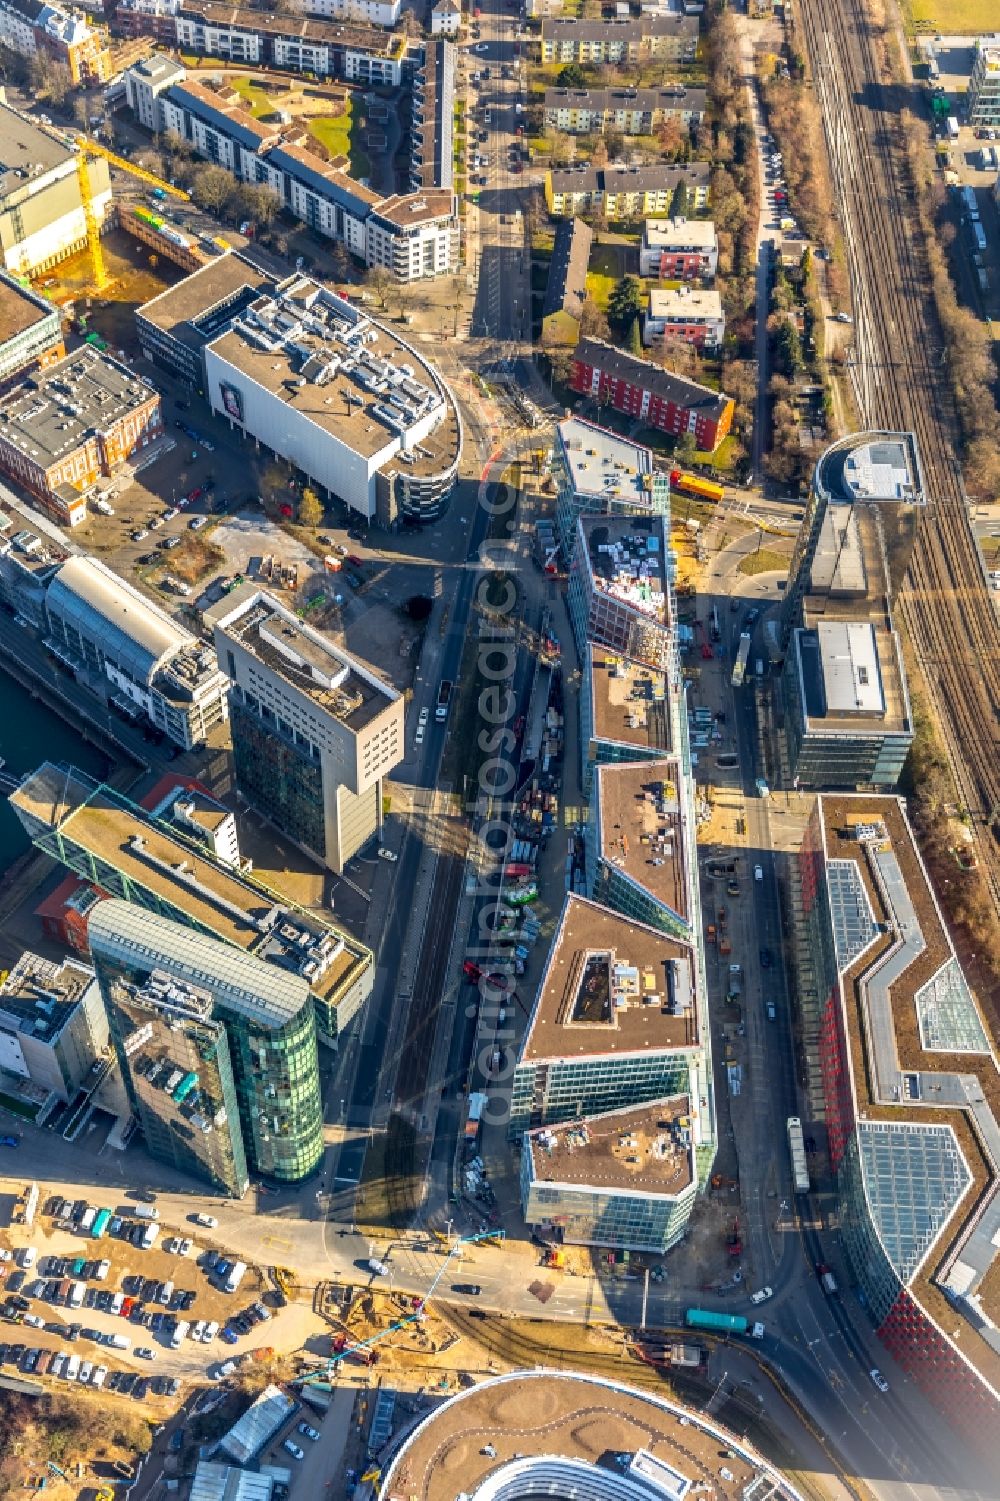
[568, 339, 734, 454]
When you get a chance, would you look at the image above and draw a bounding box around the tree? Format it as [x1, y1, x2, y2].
[404, 594, 433, 621]
[190, 164, 235, 216]
[670, 182, 689, 220]
[604, 130, 626, 163]
[579, 296, 610, 342]
[774, 317, 803, 378]
[558, 63, 586, 88]
[656, 116, 686, 161]
[627, 315, 643, 356]
[365, 264, 394, 310]
[675, 430, 697, 464]
[298, 487, 323, 528]
[607, 275, 643, 329]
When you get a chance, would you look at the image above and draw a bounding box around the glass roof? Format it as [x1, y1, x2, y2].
[858, 1120, 971, 1283]
[827, 859, 879, 972]
[915, 958, 990, 1054]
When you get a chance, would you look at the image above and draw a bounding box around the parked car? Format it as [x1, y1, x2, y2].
[869, 1368, 890, 1393]
[750, 1287, 772, 1304]
[298, 1422, 320, 1442]
[194, 1214, 217, 1229]
[282, 1441, 305, 1462]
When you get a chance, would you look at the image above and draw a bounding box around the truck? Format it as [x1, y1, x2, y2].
[787, 1115, 810, 1194]
[224, 1260, 247, 1294]
[726, 964, 743, 1002]
[435, 679, 453, 721]
[946, 115, 960, 139]
[685, 1308, 765, 1339]
[731, 633, 752, 688]
[669, 469, 725, 505]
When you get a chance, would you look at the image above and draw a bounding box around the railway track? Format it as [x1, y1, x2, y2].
[798, 0, 1000, 910]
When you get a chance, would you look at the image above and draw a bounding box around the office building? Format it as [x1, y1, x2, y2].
[0, 519, 63, 629]
[34, 873, 106, 956]
[142, 774, 242, 866]
[43, 555, 230, 747]
[0, 950, 109, 1104]
[10, 762, 373, 1047]
[542, 86, 705, 137]
[0, 271, 64, 383]
[509, 895, 714, 1190]
[968, 35, 1000, 127]
[569, 338, 735, 453]
[780, 434, 918, 789]
[91, 900, 327, 1191]
[540, 217, 592, 349]
[539, 14, 698, 64]
[0, 0, 110, 82]
[410, 40, 455, 193]
[0, 102, 111, 277]
[639, 218, 718, 280]
[0, 347, 163, 527]
[138, 261, 461, 523]
[520, 1097, 696, 1253]
[551, 417, 670, 565]
[568, 513, 673, 670]
[797, 796, 1000, 1459]
[214, 590, 403, 873]
[545, 163, 709, 219]
[579, 647, 671, 795]
[379, 1372, 806, 1501]
[585, 759, 691, 939]
[644, 287, 724, 349]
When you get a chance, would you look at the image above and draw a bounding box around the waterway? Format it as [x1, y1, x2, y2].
[0, 668, 111, 875]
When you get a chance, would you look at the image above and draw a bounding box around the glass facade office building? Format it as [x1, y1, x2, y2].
[89, 901, 323, 1188]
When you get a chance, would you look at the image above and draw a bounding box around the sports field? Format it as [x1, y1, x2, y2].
[905, 0, 996, 33]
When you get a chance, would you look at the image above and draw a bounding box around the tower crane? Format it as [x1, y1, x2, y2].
[69, 133, 189, 294]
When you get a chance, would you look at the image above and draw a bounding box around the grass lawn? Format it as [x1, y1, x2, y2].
[307, 97, 370, 178]
[903, 0, 997, 29]
[694, 434, 739, 471]
[229, 75, 275, 117]
[586, 270, 616, 310]
[738, 546, 789, 577]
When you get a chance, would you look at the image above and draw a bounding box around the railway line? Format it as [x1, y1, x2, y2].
[799, 0, 1000, 908]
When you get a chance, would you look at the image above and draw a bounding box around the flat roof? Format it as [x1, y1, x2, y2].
[594, 760, 688, 922]
[216, 590, 398, 731]
[0, 346, 157, 469]
[136, 252, 273, 346]
[10, 764, 365, 1006]
[370, 189, 455, 227]
[379, 1371, 804, 1501]
[0, 102, 72, 199]
[131, 52, 187, 85]
[816, 431, 924, 505]
[519, 894, 698, 1065]
[0, 950, 95, 1044]
[557, 416, 656, 502]
[817, 795, 1000, 1391]
[206, 278, 459, 476]
[526, 1096, 693, 1197]
[643, 217, 717, 249]
[579, 513, 670, 627]
[587, 648, 671, 754]
[648, 288, 723, 320]
[0, 272, 58, 345]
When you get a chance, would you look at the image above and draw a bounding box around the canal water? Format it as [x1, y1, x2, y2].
[0, 669, 111, 875]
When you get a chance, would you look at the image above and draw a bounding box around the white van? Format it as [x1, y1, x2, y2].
[19, 1247, 37, 1269]
[94, 1259, 111, 1282]
[64, 1354, 81, 1381]
[109, 1292, 125, 1316]
[224, 1261, 247, 1294]
[107, 1333, 131, 1351]
[91, 1366, 108, 1389]
[139, 1223, 160, 1251]
[134, 1205, 160, 1222]
[79, 1208, 97, 1233]
[69, 1281, 85, 1309]
[171, 1321, 190, 1349]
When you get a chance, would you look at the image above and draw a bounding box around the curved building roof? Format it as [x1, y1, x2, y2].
[46, 556, 192, 686]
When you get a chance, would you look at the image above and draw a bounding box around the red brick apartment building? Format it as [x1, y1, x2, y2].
[569, 337, 734, 453]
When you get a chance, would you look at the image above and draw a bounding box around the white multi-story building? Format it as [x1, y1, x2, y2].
[124, 50, 186, 129]
[291, 0, 401, 25]
[0, 950, 109, 1105]
[366, 193, 460, 280]
[639, 218, 718, 280]
[644, 287, 725, 349]
[430, 0, 460, 35]
[968, 35, 1000, 127]
[214, 591, 405, 872]
[0, 103, 111, 277]
[146, 779, 242, 866]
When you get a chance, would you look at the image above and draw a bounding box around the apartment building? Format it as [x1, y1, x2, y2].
[540, 216, 592, 348]
[644, 287, 724, 349]
[0, 347, 162, 527]
[214, 591, 404, 873]
[142, 773, 242, 866]
[90, 900, 324, 1193]
[570, 338, 734, 452]
[170, 1, 405, 84]
[780, 433, 918, 789]
[430, 0, 460, 35]
[123, 50, 186, 129]
[639, 217, 718, 280]
[967, 35, 1000, 127]
[0, 103, 111, 278]
[520, 1097, 697, 1254]
[290, 0, 401, 26]
[551, 416, 671, 564]
[0, 0, 110, 82]
[11, 762, 373, 1048]
[43, 554, 230, 747]
[365, 192, 459, 281]
[539, 14, 698, 65]
[797, 796, 1000, 1458]
[410, 39, 455, 192]
[0, 271, 64, 383]
[545, 163, 710, 219]
[542, 86, 705, 136]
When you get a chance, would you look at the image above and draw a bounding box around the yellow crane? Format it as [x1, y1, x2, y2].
[72, 134, 189, 293]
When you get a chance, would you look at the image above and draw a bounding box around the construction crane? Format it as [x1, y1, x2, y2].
[71, 134, 189, 293]
[292, 1229, 504, 1388]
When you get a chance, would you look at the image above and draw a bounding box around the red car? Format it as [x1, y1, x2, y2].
[346, 553, 364, 568]
[774, 190, 787, 201]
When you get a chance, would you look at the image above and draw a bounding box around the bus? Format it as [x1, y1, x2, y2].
[731, 633, 752, 688]
[436, 679, 453, 721]
[91, 1208, 113, 1240]
[787, 1116, 810, 1194]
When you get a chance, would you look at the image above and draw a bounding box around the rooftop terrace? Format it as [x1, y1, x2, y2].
[594, 760, 688, 922]
[527, 1097, 693, 1197]
[579, 513, 670, 626]
[588, 649, 671, 754]
[520, 894, 698, 1064]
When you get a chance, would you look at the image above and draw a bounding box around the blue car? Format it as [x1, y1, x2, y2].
[0, 1136, 18, 1148]
[220, 1328, 239, 1344]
